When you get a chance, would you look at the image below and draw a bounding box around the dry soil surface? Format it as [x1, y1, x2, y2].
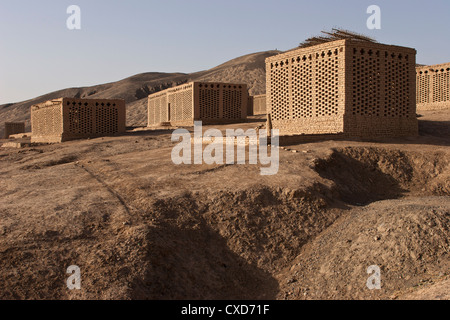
[0, 110, 448, 300]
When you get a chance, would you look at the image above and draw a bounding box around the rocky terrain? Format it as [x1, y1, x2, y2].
[0, 108, 448, 300]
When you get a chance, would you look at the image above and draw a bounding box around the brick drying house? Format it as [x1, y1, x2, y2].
[4, 122, 26, 139]
[31, 98, 126, 143]
[266, 33, 418, 139]
[252, 94, 267, 115]
[148, 82, 248, 126]
[416, 62, 450, 111]
[247, 96, 254, 116]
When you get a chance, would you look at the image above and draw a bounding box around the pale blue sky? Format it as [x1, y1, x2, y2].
[1, 0, 449, 104]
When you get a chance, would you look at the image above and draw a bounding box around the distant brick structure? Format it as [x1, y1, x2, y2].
[253, 94, 267, 115]
[31, 98, 126, 143]
[148, 82, 248, 126]
[266, 39, 418, 138]
[247, 96, 254, 116]
[416, 62, 450, 111]
[4, 122, 25, 139]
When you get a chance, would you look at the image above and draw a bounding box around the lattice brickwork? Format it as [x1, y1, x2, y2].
[266, 39, 418, 138]
[416, 69, 430, 105]
[222, 84, 244, 120]
[345, 41, 417, 137]
[416, 62, 450, 110]
[383, 51, 411, 118]
[351, 48, 381, 117]
[95, 102, 120, 135]
[4, 122, 26, 139]
[66, 100, 93, 135]
[247, 96, 254, 116]
[148, 92, 168, 125]
[253, 94, 267, 115]
[269, 60, 290, 121]
[148, 82, 247, 126]
[194, 82, 247, 123]
[432, 70, 449, 102]
[31, 98, 126, 143]
[198, 83, 220, 120]
[31, 100, 63, 141]
[168, 83, 194, 124]
[267, 41, 346, 135]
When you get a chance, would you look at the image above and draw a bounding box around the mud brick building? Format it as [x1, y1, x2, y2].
[252, 94, 267, 115]
[31, 98, 126, 143]
[4, 122, 25, 139]
[247, 96, 254, 116]
[266, 39, 418, 138]
[416, 62, 450, 111]
[148, 82, 248, 126]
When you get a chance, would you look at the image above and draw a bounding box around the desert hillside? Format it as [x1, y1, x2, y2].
[0, 50, 279, 138]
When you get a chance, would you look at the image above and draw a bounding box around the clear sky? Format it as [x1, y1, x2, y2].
[1, 0, 449, 104]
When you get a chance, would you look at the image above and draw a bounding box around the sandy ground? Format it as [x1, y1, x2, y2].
[0, 109, 448, 300]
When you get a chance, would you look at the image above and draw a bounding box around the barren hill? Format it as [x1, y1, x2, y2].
[0, 50, 279, 138]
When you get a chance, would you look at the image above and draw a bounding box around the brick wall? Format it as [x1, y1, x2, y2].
[416, 62, 450, 111]
[148, 91, 169, 126]
[247, 96, 254, 116]
[266, 39, 418, 138]
[343, 41, 418, 137]
[31, 98, 126, 143]
[4, 122, 25, 139]
[253, 94, 267, 115]
[148, 82, 248, 126]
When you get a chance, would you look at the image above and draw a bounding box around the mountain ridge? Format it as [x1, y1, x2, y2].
[1, 50, 279, 137]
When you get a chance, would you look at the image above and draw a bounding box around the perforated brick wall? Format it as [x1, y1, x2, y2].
[416, 62, 450, 110]
[148, 91, 168, 125]
[31, 100, 63, 142]
[253, 94, 267, 115]
[167, 83, 194, 125]
[4, 122, 26, 139]
[197, 83, 220, 120]
[266, 39, 418, 138]
[267, 41, 346, 135]
[247, 96, 254, 116]
[31, 98, 126, 143]
[148, 82, 247, 126]
[222, 85, 244, 120]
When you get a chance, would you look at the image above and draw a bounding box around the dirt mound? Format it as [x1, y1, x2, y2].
[315, 147, 450, 205]
[278, 197, 449, 300]
[398, 278, 449, 300]
[131, 194, 280, 300]
[0, 110, 449, 300]
[174, 186, 339, 273]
